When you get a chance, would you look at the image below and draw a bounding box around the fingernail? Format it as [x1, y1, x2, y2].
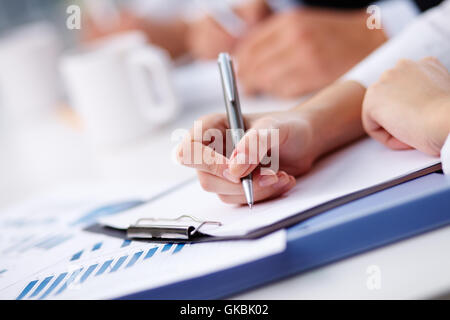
[230, 149, 238, 160]
[230, 152, 245, 164]
[260, 169, 276, 176]
[223, 169, 241, 183]
[272, 172, 289, 189]
[258, 174, 278, 187]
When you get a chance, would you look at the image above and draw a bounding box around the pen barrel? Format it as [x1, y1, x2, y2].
[225, 101, 245, 148]
[217, 53, 246, 149]
[218, 53, 254, 207]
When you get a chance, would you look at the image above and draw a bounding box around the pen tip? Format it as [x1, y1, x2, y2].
[249, 203, 253, 210]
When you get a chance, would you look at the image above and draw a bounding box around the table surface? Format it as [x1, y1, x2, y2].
[233, 224, 450, 299]
[0, 61, 447, 300]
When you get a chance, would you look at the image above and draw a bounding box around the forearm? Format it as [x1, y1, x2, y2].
[293, 80, 366, 160]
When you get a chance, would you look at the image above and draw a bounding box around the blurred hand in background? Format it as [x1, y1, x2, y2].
[186, 0, 271, 60]
[235, 8, 387, 98]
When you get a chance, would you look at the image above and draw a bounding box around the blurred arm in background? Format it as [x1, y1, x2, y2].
[80, 0, 443, 98]
[81, 0, 190, 58]
[82, 9, 189, 58]
[81, 0, 271, 59]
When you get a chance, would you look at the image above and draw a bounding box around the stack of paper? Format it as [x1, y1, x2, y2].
[0, 184, 286, 300]
[100, 138, 440, 238]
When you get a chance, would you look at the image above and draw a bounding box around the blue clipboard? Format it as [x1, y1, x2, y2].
[117, 172, 450, 299]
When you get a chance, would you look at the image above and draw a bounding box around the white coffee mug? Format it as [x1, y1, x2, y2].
[60, 31, 179, 147]
[0, 22, 62, 125]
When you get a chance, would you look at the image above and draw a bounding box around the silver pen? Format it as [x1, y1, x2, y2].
[217, 53, 254, 209]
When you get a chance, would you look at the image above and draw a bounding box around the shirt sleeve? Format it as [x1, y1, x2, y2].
[375, 0, 419, 38]
[343, 0, 450, 88]
[442, 134, 450, 175]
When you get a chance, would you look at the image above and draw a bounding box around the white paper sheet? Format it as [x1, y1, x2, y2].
[0, 187, 286, 300]
[58, 231, 286, 300]
[0, 228, 286, 300]
[100, 138, 440, 237]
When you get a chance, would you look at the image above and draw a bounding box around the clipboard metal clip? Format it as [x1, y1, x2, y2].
[126, 215, 222, 240]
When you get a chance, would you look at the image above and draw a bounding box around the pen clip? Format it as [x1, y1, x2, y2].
[218, 53, 236, 103]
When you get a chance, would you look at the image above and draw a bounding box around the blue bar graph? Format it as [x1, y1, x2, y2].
[16, 280, 38, 300]
[17, 236, 39, 253]
[14, 239, 190, 299]
[39, 272, 68, 300]
[34, 235, 58, 248]
[4, 235, 34, 253]
[144, 247, 158, 259]
[35, 234, 72, 250]
[41, 235, 72, 250]
[56, 268, 83, 295]
[71, 200, 145, 226]
[121, 239, 132, 248]
[96, 259, 113, 276]
[0, 269, 7, 275]
[80, 264, 98, 283]
[126, 251, 143, 268]
[71, 250, 83, 261]
[173, 244, 185, 254]
[110, 256, 128, 273]
[29, 276, 54, 298]
[92, 242, 102, 251]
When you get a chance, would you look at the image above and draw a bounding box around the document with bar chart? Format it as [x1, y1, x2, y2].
[0, 187, 286, 299]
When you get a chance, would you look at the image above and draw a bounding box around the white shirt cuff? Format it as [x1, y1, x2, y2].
[291, 0, 420, 21]
[375, 0, 419, 38]
[441, 134, 450, 175]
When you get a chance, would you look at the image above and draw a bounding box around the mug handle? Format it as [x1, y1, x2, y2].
[126, 45, 179, 125]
